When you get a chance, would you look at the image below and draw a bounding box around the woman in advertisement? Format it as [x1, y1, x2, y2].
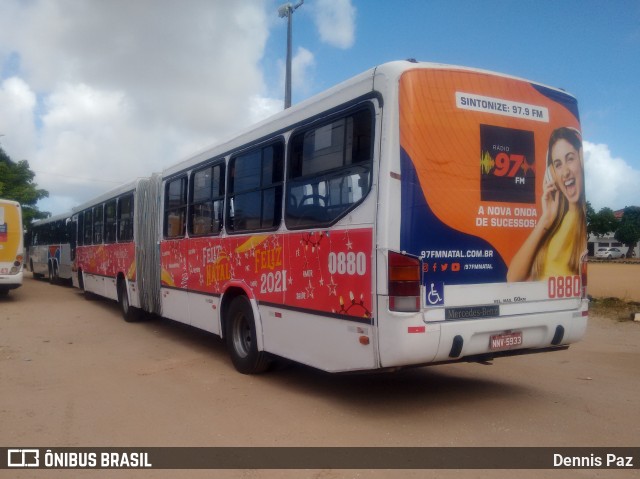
[507, 127, 587, 282]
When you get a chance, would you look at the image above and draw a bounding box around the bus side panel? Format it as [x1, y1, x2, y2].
[159, 228, 376, 371]
[31, 245, 49, 275]
[261, 305, 377, 372]
[161, 287, 190, 324]
[48, 243, 73, 280]
[187, 291, 221, 334]
[58, 244, 73, 280]
[76, 242, 136, 301]
[260, 227, 376, 372]
[161, 228, 375, 325]
[160, 239, 190, 324]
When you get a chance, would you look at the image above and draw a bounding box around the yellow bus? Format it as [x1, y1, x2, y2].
[0, 199, 24, 296]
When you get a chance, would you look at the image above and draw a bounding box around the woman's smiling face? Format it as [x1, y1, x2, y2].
[551, 138, 583, 204]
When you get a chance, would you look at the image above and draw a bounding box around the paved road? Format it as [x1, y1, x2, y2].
[1, 276, 638, 479]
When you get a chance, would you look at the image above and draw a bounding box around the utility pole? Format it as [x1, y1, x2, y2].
[278, 0, 303, 109]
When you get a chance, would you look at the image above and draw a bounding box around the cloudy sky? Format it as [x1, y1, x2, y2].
[0, 0, 638, 215]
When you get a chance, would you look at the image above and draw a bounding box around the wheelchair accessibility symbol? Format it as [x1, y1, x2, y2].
[426, 281, 444, 306]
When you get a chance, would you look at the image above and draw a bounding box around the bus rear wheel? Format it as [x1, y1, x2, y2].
[48, 262, 59, 284]
[225, 296, 271, 374]
[118, 280, 141, 322]
[31, 260, 44, 279]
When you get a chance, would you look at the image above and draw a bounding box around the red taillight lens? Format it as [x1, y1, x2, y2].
[388, 251, 421, 312]
[581, 260, 588, 299]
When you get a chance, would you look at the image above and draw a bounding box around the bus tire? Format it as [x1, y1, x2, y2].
[118, 280, 140, 322]
[225, 296, 271, 374]
[48, 262, 58, 285]
[78, 271, 95, 299]
[31, 260, 44, 279]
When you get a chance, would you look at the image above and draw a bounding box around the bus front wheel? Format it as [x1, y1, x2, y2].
[225, 296, 271, 374]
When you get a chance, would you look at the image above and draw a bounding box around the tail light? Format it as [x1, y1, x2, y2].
[388, 251, 421, 312]
[581, 259, 588, 299]
[10, 254, 23, 274]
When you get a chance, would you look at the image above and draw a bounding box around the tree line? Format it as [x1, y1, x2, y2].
[587, 202, 640, 258]
[0, 146, 49, 228]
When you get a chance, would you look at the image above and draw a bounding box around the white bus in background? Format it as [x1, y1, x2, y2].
[29, 212, 74, 283]
[67, 61, 589, 374]
[0, 199, 24, 296]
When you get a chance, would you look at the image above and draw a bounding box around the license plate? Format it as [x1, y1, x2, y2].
[489, 331, 523, 350]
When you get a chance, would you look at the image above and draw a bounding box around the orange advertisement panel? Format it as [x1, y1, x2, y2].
[399, 68, 585, 289]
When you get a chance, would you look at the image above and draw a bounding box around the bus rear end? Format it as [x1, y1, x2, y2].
[0, 199, 24, 295]
[378, 65, 587, 368]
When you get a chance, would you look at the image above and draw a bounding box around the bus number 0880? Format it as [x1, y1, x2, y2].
[328, 252, 367, 276]
[548, 275, 581, 299]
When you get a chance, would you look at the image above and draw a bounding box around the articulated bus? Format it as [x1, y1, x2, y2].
[71, 61, 588, 374]
[71, 177, 161, 321]
[30, 212, 75, 283]
[0, 198, 24, 296]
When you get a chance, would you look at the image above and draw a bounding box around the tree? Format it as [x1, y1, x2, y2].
[586, 201, 597, 237]
[615, 206, 640, 258]
[588, 206, 619, 238]
[0, 147, 49, 227]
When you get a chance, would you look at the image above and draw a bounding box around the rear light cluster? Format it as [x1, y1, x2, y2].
[10, 254, 23, 275]
[388, 251, 421, 312]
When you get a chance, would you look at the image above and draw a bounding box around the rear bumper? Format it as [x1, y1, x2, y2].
[0, 271, 23, 290]
[378, 300, 588, 368]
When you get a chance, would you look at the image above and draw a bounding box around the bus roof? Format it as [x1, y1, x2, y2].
[0, 198, 21, 207]
[32, 211, 73, 226]
[162, 60, 575, 179]
[71, 178, 147, 214]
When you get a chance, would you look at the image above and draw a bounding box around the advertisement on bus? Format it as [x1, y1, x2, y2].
[398, 69, 586, 304]
[161, 227, 374, 323]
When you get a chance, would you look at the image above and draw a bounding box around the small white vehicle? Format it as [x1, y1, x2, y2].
[595, 247, 624, 259]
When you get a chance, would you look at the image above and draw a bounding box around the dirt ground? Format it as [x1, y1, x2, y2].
[1, 268, 639, 479]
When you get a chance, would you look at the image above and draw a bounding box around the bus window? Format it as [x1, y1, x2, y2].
[286, 107, 373, 229]
[227, 142, 284, 233]
[164, 177, 187, 238]
[93, 204, 104, 244]
[77, 213, 84, 246]
[83, 210, 93, 245]
[104, 200, 117, 243]
[117, 194, 134, 242]
[189, 162, 225, 236]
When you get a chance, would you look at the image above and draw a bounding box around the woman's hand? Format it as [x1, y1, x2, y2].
[540, 177, 560, 230]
